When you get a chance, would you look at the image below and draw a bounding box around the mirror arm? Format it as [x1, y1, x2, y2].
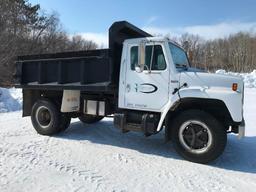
[144, 64, 149, 71]
[149, 43, 155, 73]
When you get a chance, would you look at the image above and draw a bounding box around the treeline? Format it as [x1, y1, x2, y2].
[175, 32, 256, 72]
[0, 0, 97, 86]
[1, 1, 256, 87]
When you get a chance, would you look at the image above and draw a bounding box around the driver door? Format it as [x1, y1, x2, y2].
[123, 43, 170, 111]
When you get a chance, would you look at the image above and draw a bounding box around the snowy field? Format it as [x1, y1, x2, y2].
[0, 79, 256, 191]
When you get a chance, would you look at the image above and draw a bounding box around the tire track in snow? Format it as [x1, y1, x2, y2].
[1, 108, 256, 192]
[0, 132, 108, 192]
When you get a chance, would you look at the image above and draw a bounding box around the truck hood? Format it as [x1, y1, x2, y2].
[179, 70, 244, 91]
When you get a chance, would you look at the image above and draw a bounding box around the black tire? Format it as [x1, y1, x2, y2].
[170, 109, 227, 164]
[79, 115, 104, 124]
[31, 99, 68, 135]
[58, 114, 71, 132]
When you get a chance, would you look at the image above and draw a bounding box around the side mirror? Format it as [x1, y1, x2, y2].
[136, 42, 146, 73]
[135, 65, 144, 73]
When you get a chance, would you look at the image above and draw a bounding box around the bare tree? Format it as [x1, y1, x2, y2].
[0, 0, 98, 86]
[174, 32, 256, 72]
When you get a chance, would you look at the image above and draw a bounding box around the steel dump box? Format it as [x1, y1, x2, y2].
[15, 21, 151, 93]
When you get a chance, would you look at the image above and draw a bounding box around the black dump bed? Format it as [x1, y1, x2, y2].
[15, 21, 151, 93]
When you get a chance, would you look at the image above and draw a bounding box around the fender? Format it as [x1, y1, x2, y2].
[156, 93, 180, 131]
[156, 87, 207, 131]
[156, 87, 243, 132]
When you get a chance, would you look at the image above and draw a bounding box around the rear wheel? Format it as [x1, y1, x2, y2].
[59, 114, 71, 132]
[79, 115, 104, 124]
[171, 109, 227, 164]
[31, 99, 70, 135]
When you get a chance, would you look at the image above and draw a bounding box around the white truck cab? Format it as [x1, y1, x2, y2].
[117, 36, 245, 163]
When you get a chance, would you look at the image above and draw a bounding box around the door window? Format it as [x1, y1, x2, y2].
[130, 45, 166, 71]
[130, 46, 138, 70]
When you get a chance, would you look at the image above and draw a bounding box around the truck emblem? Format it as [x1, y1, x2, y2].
[135, 83, 158, 94]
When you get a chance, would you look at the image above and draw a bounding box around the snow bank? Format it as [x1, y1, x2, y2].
[216, 69, 256, 88]
[0, 88, 22, 113]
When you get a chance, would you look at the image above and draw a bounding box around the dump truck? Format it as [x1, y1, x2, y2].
[15, 21, 245, 163]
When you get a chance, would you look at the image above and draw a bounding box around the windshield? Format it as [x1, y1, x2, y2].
[169, 43, 189, 69]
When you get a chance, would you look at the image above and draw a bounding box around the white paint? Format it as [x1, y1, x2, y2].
[120, 41, 173, 111]
[179, 72, 244, 122]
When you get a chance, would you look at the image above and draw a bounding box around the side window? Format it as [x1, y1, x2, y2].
[130, 45, 166, 71]
[145, 45, 166, 70]
[130, 46, 138, 70]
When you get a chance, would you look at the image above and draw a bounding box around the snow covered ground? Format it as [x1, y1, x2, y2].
[0, 88, 22, 113]
[0, 89, 255, 192]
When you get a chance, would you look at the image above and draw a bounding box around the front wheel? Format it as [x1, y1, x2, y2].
[171, 109, 227, 164]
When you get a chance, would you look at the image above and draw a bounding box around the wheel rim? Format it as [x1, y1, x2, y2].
[35, 106, 52, 128]
[178, 120, 213, 154]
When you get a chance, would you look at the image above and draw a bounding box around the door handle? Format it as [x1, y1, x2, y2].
[126, 84, 131, 92]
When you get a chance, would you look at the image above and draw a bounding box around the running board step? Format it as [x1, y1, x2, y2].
[114, 113, 159, 136]
[124, 123, 142, 132]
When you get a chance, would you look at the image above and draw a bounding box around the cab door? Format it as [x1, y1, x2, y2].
[122, 43, 170, 111]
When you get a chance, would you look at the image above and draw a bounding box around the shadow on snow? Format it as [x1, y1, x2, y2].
[55, 119, 256, 174]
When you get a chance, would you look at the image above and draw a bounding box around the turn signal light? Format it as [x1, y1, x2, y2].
[232, 83, 238, 91]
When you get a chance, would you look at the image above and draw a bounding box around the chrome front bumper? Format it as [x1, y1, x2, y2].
[238, 118, 245, 139]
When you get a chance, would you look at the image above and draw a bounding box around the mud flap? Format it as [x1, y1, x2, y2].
[61, 90, 80, 112]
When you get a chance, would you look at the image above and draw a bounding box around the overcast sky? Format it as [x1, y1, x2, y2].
[29, 0, 256, 47]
